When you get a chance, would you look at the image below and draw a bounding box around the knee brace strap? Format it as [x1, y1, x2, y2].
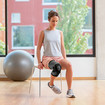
[48, 60, 61, 77]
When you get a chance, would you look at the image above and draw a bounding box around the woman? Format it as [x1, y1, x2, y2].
[36, 10, 75, 98]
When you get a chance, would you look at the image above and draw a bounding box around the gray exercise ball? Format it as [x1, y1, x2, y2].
[3, 50, 34, 81]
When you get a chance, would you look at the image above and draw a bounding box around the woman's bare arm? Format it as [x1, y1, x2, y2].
[36, 30, 44, 64]
[60, 31, 67, 59]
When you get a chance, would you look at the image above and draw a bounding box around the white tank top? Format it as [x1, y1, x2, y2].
[43, 29, 62, 57]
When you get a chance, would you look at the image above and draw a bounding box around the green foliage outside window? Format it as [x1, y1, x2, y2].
[56, 0, 91, 54]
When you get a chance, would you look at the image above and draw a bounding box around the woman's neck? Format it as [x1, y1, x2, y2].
[47, 26, 56, 30]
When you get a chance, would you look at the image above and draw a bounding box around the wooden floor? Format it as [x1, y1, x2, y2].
[0, 80, 105, 105]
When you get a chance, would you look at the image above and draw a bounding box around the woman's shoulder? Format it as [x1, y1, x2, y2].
[41, 29, 48, 34]
[39, 30, 45, 39]
[40, 30, 45, 33]
[57, 29, 63, 34]
[45, 28, 49, 30]
[40, 30, 46, 35]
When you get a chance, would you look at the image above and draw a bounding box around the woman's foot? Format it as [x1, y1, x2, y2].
[66, 89, 76, 98]
[48, 82, 62, 94]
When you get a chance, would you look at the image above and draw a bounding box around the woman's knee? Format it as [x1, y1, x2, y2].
[59, 59, 72, 70]
[66, 61, 72, 68]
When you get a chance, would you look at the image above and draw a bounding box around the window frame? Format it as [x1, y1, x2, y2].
[42, 8, 56, 23]
[87, 34, 93, 49]
[11, 13, 21, 23]
[83, 8, 92, 31]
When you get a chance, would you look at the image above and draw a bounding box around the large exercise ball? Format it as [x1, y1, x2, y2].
[3, 50, 34, 81]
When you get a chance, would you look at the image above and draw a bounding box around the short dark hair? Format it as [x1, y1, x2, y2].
[48, 10, 60, 21]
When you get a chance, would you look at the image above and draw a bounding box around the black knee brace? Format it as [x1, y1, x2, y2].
[48, 60, 62, 77]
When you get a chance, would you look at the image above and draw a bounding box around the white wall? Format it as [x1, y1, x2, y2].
[0, 56, 96, 78]
[96, 0, 105, 80]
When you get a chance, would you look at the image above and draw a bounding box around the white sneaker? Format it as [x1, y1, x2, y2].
[48, 82, 62, 94]
[66, 89, 76, 98]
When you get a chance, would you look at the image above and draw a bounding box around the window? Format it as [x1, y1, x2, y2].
[55, 0, 95, 56]
[43, 8, 56, 23]
[42, 0, 62, 5]
[12, 26, 34, 49]
[88, 35, 92, 49]
[15, 0, 30, 1]
[0, 0, 6, 56]
[83, 8, 92, 30]
[11, 13, 21, 23]
[4, 0, 95, 57]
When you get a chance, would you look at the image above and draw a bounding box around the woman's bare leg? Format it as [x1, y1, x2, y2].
[49, 75, 56, 86]
[66, 63, 73, 90]
[48, 59, 73, 90]
[59, 59, 73, 90]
